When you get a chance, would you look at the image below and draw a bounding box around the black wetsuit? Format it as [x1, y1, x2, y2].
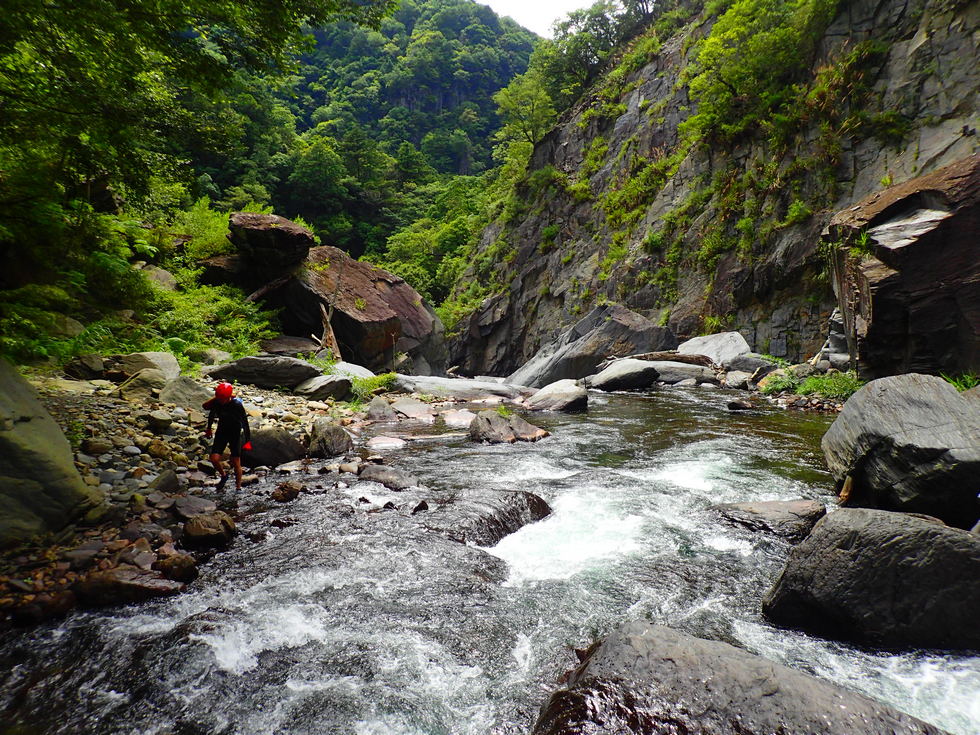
[206, 397, 251, 457]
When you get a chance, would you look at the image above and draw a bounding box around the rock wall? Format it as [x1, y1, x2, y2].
[449, 0, 980, 376]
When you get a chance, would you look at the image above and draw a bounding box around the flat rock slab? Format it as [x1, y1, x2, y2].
[366, 435, 408, 450]
[440, 409, 478, 428]
[390, 397, 434, 420]
[711, 500, 826, 542]
[174, 495, 218, 520]
[422, 488, 551, 546]
[532, 622, 949, 735]
[392, 374, 529, 401]
[763, 508, 980, 649]
[205, 356, 321, 389]
[74, 567, 185, 606]
[645, 360, 717, 384]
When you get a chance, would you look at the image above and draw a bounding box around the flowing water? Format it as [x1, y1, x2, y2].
[2, 388, 978, 735]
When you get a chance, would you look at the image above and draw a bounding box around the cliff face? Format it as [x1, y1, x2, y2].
[449, 0, 979, 376]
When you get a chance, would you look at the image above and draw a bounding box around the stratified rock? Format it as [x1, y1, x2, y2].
[205, 355, 321, 389]
[822, 374, 980, 528]
[160, 376, 213, 409]
[365, 396, 398, 421]
[711, 500, 826, 542]
[825, 154, 980, 378]
[762, 508, 980, 650]
[294, 374, 352, 401]
[526, 380, 588, 412]
[507, 305, 677, 388]
[677, 331, 751, 365]
[308, 418, 353, 458]
[392, 374, 528, 401]
[114, 352, 181, 380]
[585, 359, 660, 391]
[245, 426, 305, 467]
[359, 464, 419, 490]
[228, 212, 314, 269]
[0, 359, 101, 547]
[182, 511, 237, 548]
[74, 567, 185, 606]
[532, 622, 948, 735]
[423, 489, 551, 546]
[114, 368, 168, 402]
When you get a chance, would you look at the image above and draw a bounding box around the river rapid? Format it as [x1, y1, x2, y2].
[1, 388, 978, 735]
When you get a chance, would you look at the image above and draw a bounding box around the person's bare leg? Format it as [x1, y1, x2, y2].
[231, 456, 243, 490]
[211, 452, 228, 488]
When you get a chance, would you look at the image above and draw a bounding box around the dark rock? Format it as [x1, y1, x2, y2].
[423, 489, 551, 546]
[762, 508, 980, 649]
[10, 590, 77, 625]
[182, 511, 237, 548]
[727, 399, 753, 411]
[532, 621, 949, 735]
[382, 501, 397, 510]
[173, 495, 217, 520]
[294, 374, 352, 401]
[259, 335, 322, 356]
[723, 352, 781, 376]
[271, 480, 304, 502]
[244, 426, 305, 467]
[74, 567, 185, 606]
[526, 380, 588, 412]
[204, 355, 321, 389]
[0, 359, 101, 547]
[826, 154, 980, 378]
[677, 331, 751, 365]
[711, 499, 826, 542]
[365, 396, 398, 422]
[584, 359, 660, 391]
[308, 418, 354, 458]
[507, 304, 677, 388]
[468, 410, 516, 443]
[153, 552, 198, 583]
[359, 464, 419, 490]
[821, 374, 980, 528]
[228, 212, 314, 269]
[64, 353, 105, 380]
[412, 500, 429, 514]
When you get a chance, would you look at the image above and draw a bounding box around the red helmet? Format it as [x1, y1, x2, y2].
[215, 382, 234, 400]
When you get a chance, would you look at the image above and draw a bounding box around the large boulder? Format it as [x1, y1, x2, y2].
[244, 426, 305, 467]
[391, 374, 529, 401]
[260, 245, 446, 375]
[469, 410, 549, 443]
[259, 335, 322, 356]
[204, 355, 321, 389]
[825, 154, 980, 378]
[113, 351, 181, 381]
[644, 360, 717, 384]
[507, 305, 677, 388]
[821, 374, 980, 528]
[0, 360, 102, 547]
[762, 508, 980, 650]
[228, 212, 314, 269]
[526, 380, 588, 412]
[293, 374, 352, 401]
[532, 621, 948, 735]
[159, 377, 213, 409]
[677, 331, 751, 366]
[422, 489, 552, 546]
[113, 368, 168, 402]
[584, 359, 660, 391]
[308, 419, 353, 458]
[710, 499, 826, 543]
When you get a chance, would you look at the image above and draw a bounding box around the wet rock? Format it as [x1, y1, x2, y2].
[360, 464, 419, 490]
[711, 500, 826, 542]
[468, 411, 515, 443]
[762, 508, 980, 650]
[677, 331, 751, 366]
[174, 495, 218, 520]
[308, 418, 353, 458]
[294, 374, 352, 401]
[74, 567, 185, 606]
[365, 396, 398, 421]
[532, 621, 949, 735]
[153, 552, 198, 583]
[440, 409, 477, 428]
[526, 380, 588, 412]
[726, 399, 753, 411]
[366, 436, 407, 450]
[245, 426, 306, 467]
[412, 500, 429, 515]
[584, 359, 660, 391]
[507, 304, 678, 388]
[160, 377, 213, 409]
[509, 414, 550, 442]
[204, 355, 321, 389]
[272, 480, 304, 502]
[9, 590, 77, 625]
[645, 361, 717, 384]
[423, 489, 551, 546]
[822, 374, 980, 528]
[390, 397, 434, 420]
[182, 511, 237, 548]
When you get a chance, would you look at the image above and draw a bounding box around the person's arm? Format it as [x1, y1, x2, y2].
[205, 401, 217, 437]
[238, 401, 251, 444]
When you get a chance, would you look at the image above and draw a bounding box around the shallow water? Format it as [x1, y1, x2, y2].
[1, 388, 977, 735]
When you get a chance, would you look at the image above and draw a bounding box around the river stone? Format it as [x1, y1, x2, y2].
[724, 370, 753, 389]
[272, 480, 304, 502]
[146, 410, 173, 433]
[423, 489, 552, 546]
[821, 374, 980, 528]
[153, 552, 198, 583]
[114, 368, 168, 402]
[711, 500, 826, 542]
[366, 396, 398, 421]
[245, 426, 305, 467]
[159, 377, 213, 409]
[762, 508, 980, 650]
[584, 359, 660, 391]
[205, 355, 321, 389]
[722, 352, 781, 375]
[645, 360, 717, 384]
[532, 621, 949, 735]
[182, 511, 237, 547]
[149, 469, 180, 494]
[174, 495, 217, 520]
[440, 409, 477, 428]
[390, 397, 434, 420]
[392, 374, 528, 401]
[294, 374, 352, 401]
[0, 359, 101, 547]
[74, 567, 185, 606]
[359, 464, 419, 490]
[116, 351, 181, 381]
[365, 435, 407, 450]
[308, 418, 353, 458]
[677, 331, 751, 366]
[509, 414, 549, 442]
[330, 361, 376, 380]
[469, 410, 516, 443]
[526, 379, 588, 412]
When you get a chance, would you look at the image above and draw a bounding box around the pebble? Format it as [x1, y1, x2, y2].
[122, 446, 142, 455]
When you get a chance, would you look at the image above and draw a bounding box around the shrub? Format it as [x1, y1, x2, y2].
[797, 370, 864, 399]
[941, 373, 979, 392]
[351, 372, 397, 402]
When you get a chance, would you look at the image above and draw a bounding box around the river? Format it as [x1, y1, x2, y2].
[1, 388, 978, 734]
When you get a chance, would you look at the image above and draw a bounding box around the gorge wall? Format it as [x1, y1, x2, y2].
[448, 0, 979, 376]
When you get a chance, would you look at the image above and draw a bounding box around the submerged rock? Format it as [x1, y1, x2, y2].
[711, 499, 826, 542]
[359, 464, 419, 490]
[422, 488, 551, 546]
[469, 410, 549, 443]
[74, 567, 185, 607]
[762, 508, 980, 650]
[532, 622, 949, 735]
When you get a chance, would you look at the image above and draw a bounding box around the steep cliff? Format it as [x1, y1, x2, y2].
[449, 0, 979, 376]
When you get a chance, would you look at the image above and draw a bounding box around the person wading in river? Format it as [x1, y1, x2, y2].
[203, 382, 252, 490]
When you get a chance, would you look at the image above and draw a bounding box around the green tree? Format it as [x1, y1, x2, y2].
[493, 69, 557, 145]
